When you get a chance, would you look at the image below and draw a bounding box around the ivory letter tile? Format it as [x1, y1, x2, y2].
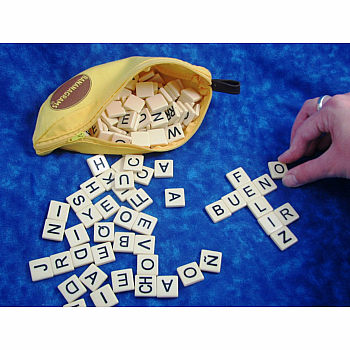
[177, 262, 204, 287]
[132, 211, 158, 236]
[268, 161, 288, 179]
[133, 235, 155, 255]
[137, 254, 158, 275]
[95, 195, 120, 220]
[91, 242, 116, 266]
[253, 174, 277, 196]
[29, 257, 54, 282]
[42, 218, 65, 242]
[221, 190, 247, 213]
[226, 167, 250, 189]
[205, 200, 231, 223]
[90, 284, 119, 307]
[70, 243, 94, 268]
[199, 250, 222, 273]
[126, 188, 153, 212]
[66, 189, 92, 213]
[65, 223, 90, 248]
[113, 232, 135, 253]
[237, 182, 261, 202]
[113, 206, 139, 230]
[157, 276, 178, 298]
[80, 176, 105, 200]
[57, 274, 87, 304]
[258, 212, 283, 236]
[76, 204, 103, 229]
[94, 222, 115, 243]
[123, 154, 144, 172]
[274, 203, 299, 226]
[154, 159, 173, 178]
[50, 251, 74, 276]
[112, 268, 135, 293]
[165, 188, 185, 208]
[247, 196, 273, 219]
[270, 226, 298, 251]
[135, 275, 157, 297]
[79, 263, 108, 292]
[87, 155, 110, 176]
[47, 200, 70, 222]
[134, 166, 154, 186]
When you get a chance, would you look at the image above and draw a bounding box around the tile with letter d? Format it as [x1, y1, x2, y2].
[57, 274, 87, 304]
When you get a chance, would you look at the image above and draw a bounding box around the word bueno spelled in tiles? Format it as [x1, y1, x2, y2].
[28, 153, 222, 306]
[205, 162, 299, 251]
[86, 69, 203, 149]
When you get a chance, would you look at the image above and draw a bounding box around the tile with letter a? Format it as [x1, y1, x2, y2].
[135, 275, 157, 297]
[154, 160, 173, 178]
[205, 200, 231, 223]
[79, 263, 108, 292]
[199, 249, 222, 273]
[157, 276, 178, 298]
[86, 154, 110, 176]
[270, 226, 298, 251]
[252, 174, 277, 196]
[29, 257, 54, 282]
[165, 188, 185, 208]
[112, 268, 135, 293]
[177, 262, 204, 287]
[90, 284, 119, 307]
[268, 161, 288, 179]
[57, 274, 87, 304]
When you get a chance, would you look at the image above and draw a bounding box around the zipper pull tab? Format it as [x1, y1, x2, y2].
[68, 132, 86, 142]
[211, 79, 240, 95]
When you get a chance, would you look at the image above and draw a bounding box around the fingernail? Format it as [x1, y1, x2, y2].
[282, 174, 300, 188]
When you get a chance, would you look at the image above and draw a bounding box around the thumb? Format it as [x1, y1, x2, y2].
[282, 151, 334, 187]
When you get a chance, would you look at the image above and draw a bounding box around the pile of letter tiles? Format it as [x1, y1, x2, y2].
[29, 154, 223, 306]
[205, 162, 299, 251]
[85, 69, 203, 147]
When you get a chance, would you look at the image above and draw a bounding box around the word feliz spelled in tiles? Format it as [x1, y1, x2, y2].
[205, 162, 299, 251]
[85, 69, 203, 148]
[29, 154, 222, 306]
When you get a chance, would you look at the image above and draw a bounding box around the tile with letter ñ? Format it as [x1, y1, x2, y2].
[199, 250, 222, 273]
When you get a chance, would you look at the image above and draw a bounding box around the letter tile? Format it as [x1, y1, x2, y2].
[126, 188, 153, 212]
[90, 284, 119, 307]
[113, 232, 135, 253]
[274, 202, 300, 226]
[79, 263, 108, 292]
[145, 94, 168, 114]
[123, 94, 145, 113]
[111, 156, 125, 173]
[138, 108, 152, 129]
[154, 159, 173, 178]
[237, 182, 261, 202]
[111, 133, 132, 144]
[268, 161, 288, 179]
[134, 166, 154, 186]
[221, 190, 247, 213]
[252, 174, 277, 196]
[94, 222, 115, 243]
[91, 242, 116, 266]
[96, 168, 116, 191]
[76, 204, 103, 229]
[156, 276, 178, 298]
[47, 200, 70, 222]
[136, 82, 155, 98]
[57, 274, 87, 304]
[29, 257, 54, 282]
[135, 275, 157, 297]
[70, 243, 94, 268]
[66, 189, 92, 213]
[105, 100, 126, 118]
[177, 262, 204, 287]
[165, 123, 185, 143]
[65, 223, 90, 248]
[137, 254, 158, 275]
[131, 131, 150, 147]
[226, 167, 251, 189]
[148, 128, 168, 147]
[80, 176, 105, 200]
[112, 268, 135, 293]
[50, 251, 74, 276]
[63, 299, 86, 307]
[42, 218, 66, 242]
[114, 171, 135, 190]
[95, 195, 120, 220]
[165, 188, 185, 208]
[112, 187, 137, 202]
[199, 249, 222, 273]
[151, 111, 168, 129]
[86, 155, 110, 176]
[123, 154, 144, 172]
[205, 200, 231, 223]
[132, 212, 158, 236]
[270, 226, 298, 251]
[247, 196, 273, 219]
[258, 212, 283, 236]
[133, 235, 155, 255]
[113, 206, 139, 230]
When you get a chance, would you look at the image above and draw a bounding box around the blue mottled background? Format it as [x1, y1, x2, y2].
[1, 43, 350, 307]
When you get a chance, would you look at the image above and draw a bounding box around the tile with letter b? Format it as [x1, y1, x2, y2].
[113, 232, 135, 253]
[205, 200, 231, 223]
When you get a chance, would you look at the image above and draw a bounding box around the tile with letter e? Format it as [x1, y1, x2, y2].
[70, 243, 94, 268]
[57, 274, 87, 304]
[177, 262, 204, 287]
[90, 284, 119, 307]
[205, 200, 231, 223]
[199, 249, 222, 273]
[29, 257, 54, 282]
[135, 275, 157, 297]
[91, 242, 116, 266]
[268, 161, 288, 179]
[132, 211, 158, 236]
[154, 159, 173, 178]
[226, 167, 250, 189]
[79, 263, 108, 292]
[95, 195, 120, 220]
[252, 174, 277, 196]
[274, 203, 300, 226]
[165, 188, 185, 208]
[112, 268, 135, 293]
[237, 181, 261, 202]
[157, 276, 178, 298]
[270, 226, 298, 251]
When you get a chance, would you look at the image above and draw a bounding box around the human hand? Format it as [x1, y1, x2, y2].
[278, 93, 350, 187]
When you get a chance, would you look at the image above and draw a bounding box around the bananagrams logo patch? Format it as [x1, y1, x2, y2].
[50, 74, 91, 110]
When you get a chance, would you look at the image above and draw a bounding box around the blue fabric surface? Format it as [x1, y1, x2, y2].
[1, 43, 350, 307]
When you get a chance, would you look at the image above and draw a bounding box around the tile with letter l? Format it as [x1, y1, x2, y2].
[126, 188, 153, 212]
[247, 196, 273, 219]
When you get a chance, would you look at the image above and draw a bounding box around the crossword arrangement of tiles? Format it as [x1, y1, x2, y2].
[85, 69, 203, 147]
[29, 154, 222, 307]
[205, 162, 299, 251]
